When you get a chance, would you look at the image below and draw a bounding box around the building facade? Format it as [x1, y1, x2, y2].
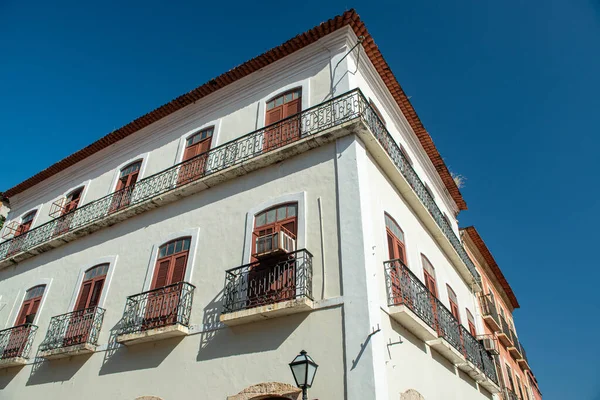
[0, 10, 540, 400]
[462, 227, 542, 400]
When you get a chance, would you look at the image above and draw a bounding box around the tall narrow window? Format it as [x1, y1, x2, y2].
[143, 237, 191, 330]
[6, 210, 37, 257]
[178, 127, 214, 184]
[264, 88, 302, 151]
[466, 308, 477, 336]
[109, 160, 142, 212]
[447, 284, 460, 322]
[516, 376, 525, 399]
[2, 285, 45, 359]
[248, 203, 298, 307]
[384, 213, 406, 263]
[53, 186, 84, 237]
[64, 264, 109, 347]
[505, 364, 515, 392]
[422, 255, 438, 297]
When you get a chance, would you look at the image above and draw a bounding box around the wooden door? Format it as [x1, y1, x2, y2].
[143, 237, 190, 330]
[178, 127, 213, 184]
[3, 285, 44, 359]
[53, 187, 83, 237]
[63, 264, 107, 347]
[384, 214, 406, 302]
[264, 89, 301, 151]
[109, 161, 141, 213]
[249, 204, 298, 306]
[7, 211, 36, 257]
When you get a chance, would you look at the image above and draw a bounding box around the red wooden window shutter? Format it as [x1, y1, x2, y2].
[153, 259, 171, 289]
[88, 280, 105, 308]
[447, 284, 460, 322]
[15, 303, 30, 326]
[15, 285, 45, 326]
[384, 213, 406, 264]
[151, 237, 191, 290]
[183, 145, 198, 162]
[266, 107, 283, 126]
[75, 282, 92, 311]
[171, 254, 188, 284]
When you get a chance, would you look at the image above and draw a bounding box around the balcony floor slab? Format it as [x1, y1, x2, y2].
[116, 323, 189, 346]
[388, 304, 437, 342]
[39, 343, 96, 360]
[478, 377, 501, 394]
[0, 356, 28, 369]
[482, 315, 501, 333]
[427, 338, 466, 365]
[220, 297, 314, 326]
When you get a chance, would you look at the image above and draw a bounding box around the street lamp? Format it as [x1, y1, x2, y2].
[289, 350, 318, 400]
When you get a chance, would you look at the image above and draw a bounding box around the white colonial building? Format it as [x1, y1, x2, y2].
[0, 9, 509, 400]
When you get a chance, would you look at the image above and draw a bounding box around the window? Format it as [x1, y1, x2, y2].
[505, 363, 515, 391]
[16, 210, 36, 237]
[178, 127, 214, 184]
[15, 285, 45, 326]
[447, 285, 460, 322]
[152, 237, 191, 289]
[516, 375, 525, 399]
[466, 308, 476, 336]
[264, 88, 302, 151]
[52, 186, 85, 236]
[421, 255, 438, 297]
[369, 98, 386, 125]
[384, 213, 406, 263]
[253, 203, 297, 257]
[75, 264, 109, 311]
[109, 160, 142, 212]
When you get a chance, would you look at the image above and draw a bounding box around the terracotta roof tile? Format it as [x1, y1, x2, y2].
[463, 226, 520, 309]
[3, 9, 467, 210]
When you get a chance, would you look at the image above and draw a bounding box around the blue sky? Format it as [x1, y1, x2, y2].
[1, 1, 598, 398]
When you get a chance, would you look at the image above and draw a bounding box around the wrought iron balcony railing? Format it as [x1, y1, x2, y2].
[499, 315, 513, 344]
[0, 88, 480, 284]
[39, 307, 105, 352]
[384, 259, 498, 385]
[118, 281, 195, 335]
[480, 294, 500, 326]
[384, 259, 437, 330]
[520, 342, 528, 362]
[0, 324, 38, 360]
[223, 249, 313, 314]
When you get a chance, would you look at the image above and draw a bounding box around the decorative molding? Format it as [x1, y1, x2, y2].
[227, 382, 302, 400]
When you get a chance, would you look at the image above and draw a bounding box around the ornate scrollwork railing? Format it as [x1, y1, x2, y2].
[0, 324, 38, 360]
[39, 307, 105, 352]
[118, 281, 195, 336]
[0, 88, 480, 284]
[223, 249, 313, 314]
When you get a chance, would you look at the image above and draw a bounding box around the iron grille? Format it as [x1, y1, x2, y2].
[383, 259, 498, 384]
[0, 324, 38, 360]
[39, 307, 105, 352]
[384, 259, 436, 330]
[0, 89, 480, 284]
[480, 294, 500, 326]
[503, 388, 519, 400]
[222, 249, 313, 314]
[118, 281, 195, 335]
[499, 315, 513, 344]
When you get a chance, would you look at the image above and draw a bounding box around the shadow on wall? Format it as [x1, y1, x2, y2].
[197, 299, 308, 362]
[0, 365, 24, 389]
[430, 347, 457, 376]
[26, 353, 92, 386]
[98, 317, 183, 376]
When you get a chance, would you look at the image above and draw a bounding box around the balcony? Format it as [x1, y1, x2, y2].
[507, 329, 523, 360]
[479, 294, 501, 332]
[220, 249, 313, 326]
[384, 260, 500, 393]
[497, 315, 513, 347]
[517, 342, 530, 371]
[0, 324, 38, 368]
[38, 307, 105, 360]
[116, 282, 195, 346]
[384, 259, 438, 341]
[0, 89, 481, 289]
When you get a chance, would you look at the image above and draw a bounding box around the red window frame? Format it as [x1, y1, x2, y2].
[53, 187, 84, 237]
[466, 308, 477, 336]
[385, 213, 406, 263]
[446, 284, 461, 323]
[422, 255, 438, 298]
[109, 160, 142, 212]
[178, 127, 214, 184]
[16, 210, 36, 237]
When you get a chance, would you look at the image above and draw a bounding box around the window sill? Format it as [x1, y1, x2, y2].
[0, 356, 28, 369]
[220, 297, 314, 326]
[39, 343, 97, 360]
[116, 323, 189, 346]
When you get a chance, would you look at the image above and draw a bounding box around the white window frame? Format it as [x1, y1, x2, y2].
[257, 79, 311, 129]
[243, 192, 307, 263]
[6, 278, 53, 328]
[2, 203, 44, 239]
[141, 227, 201, 292]
[108, 152, 150, 194]
[174, 120, 222, 164]
[67, 255, 119, 311]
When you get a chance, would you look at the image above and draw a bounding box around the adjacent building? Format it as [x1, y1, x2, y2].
[0, 9, 541, 400]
